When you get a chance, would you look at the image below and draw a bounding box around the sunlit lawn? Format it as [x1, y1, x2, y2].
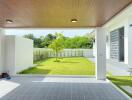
[20, 57, 95, 75]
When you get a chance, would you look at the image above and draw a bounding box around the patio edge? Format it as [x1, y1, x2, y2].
[11, 74, 95, 78]
[106, 79, 132, 100]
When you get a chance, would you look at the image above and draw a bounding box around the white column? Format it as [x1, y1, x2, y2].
[0, 28, 6, 74]
[95, 27, 106, 80]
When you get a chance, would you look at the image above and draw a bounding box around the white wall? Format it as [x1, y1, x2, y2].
[106, 31, 110, 59]
[15, 36, 33, 73]
[127, 16, 132, 66]
[5, 35, 33, 74]
[103, 4, 132, 65]
[0, 29, 6, 74]
[105, 18, 129, 64]
[5, 36, 16, 74]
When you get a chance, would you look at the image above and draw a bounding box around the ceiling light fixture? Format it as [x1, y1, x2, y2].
[71, 19, 78, 23]
[6, 19, 13, 24]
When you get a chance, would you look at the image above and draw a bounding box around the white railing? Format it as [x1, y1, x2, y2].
[34, 48, 93, 61]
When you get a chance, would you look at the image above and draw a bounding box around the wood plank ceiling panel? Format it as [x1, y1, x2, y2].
[0, 0, 131, 28]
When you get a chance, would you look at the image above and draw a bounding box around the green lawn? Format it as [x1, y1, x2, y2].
[20, 57, 95, 75]
[108, 76, 132, 98]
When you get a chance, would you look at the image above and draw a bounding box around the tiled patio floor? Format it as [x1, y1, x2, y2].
[0, 76, 129, 100]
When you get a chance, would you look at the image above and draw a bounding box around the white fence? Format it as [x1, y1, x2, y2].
[34, 48, 93, 61]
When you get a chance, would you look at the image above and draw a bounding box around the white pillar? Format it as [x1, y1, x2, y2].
[0, 29, 5, 74]
[95, 27, 106, 80]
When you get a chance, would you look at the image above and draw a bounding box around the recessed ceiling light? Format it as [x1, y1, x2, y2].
[71, 19, 78, 23]
[6, 19, 13, 24]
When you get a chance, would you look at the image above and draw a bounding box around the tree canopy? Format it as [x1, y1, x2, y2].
[23, 33, 94, 49]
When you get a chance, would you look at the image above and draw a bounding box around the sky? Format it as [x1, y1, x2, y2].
[5, 28, 93, 38]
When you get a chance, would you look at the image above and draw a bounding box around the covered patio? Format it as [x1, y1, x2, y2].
[0, 76, 129, 100]
[0, 0, 132, 100]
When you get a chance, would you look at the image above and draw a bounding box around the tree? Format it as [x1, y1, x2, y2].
[64, 36, 94, 49]
[48, 33, 64, 61]
[40, 34, 56, 48]
[23, 33, 94, 49]
[34, 38, 42, 48]
[23, 34, 35, 40]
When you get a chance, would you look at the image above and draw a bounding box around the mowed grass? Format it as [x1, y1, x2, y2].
[108, 76, 132, 98]
[20, 57, 95, 75]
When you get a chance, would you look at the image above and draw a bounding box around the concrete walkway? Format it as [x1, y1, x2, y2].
[88, 57, 132, 76]
[107, 60, 132, 76]
[0, 76, 129, 100]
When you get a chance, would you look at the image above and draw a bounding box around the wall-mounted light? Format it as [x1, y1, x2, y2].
[71, 18, 78, 23]
[6, 19, 13, 24]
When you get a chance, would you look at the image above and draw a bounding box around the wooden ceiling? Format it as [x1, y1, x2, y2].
[0, 0, 132, 28]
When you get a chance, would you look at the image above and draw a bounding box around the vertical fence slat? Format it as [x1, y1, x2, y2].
[33, 48, 93, 61]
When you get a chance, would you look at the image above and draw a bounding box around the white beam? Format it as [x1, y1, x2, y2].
[95, 27, 106, 80]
